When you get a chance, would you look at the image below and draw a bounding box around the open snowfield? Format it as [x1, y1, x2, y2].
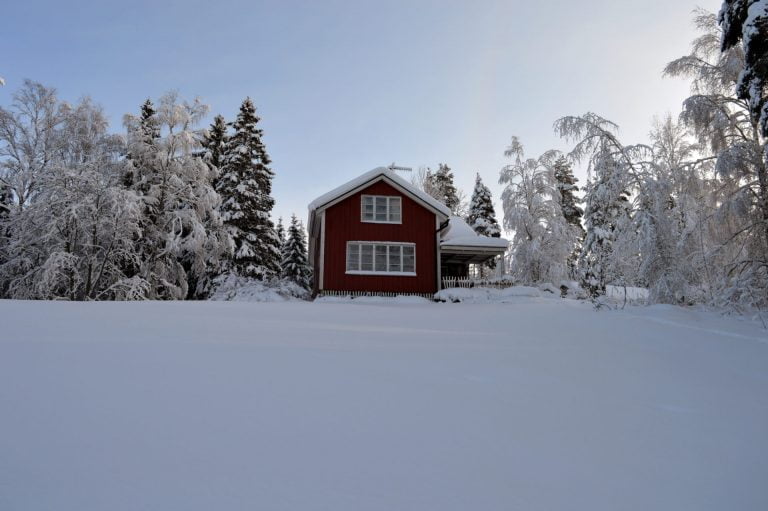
[1, 296, 767, 511]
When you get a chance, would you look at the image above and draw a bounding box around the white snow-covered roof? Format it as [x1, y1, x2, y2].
[308, 167, 452, 217]
[440, 216, 508, 249]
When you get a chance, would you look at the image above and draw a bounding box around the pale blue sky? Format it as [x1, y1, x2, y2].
[2, 0, 720, 224]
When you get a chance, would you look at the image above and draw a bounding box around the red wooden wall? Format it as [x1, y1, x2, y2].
[322, 180, 438, 294]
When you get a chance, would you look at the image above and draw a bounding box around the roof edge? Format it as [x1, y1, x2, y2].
[308, 167, 452, 218]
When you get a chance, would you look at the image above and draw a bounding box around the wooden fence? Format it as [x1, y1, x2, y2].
[441, 277, 515, 289]
[318, 290, 436, 300]
[317, 279, 516, 300]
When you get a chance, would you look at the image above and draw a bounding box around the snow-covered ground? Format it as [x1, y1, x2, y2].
[1, 297, 767, 511]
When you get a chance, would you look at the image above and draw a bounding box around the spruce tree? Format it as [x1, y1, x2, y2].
[553, 156, 585, 277]
[466, 173, 501, 275]
[197, 114, 232, 294]
[466, 173, 501, 237]
[579, 150, 631, 298]
[202, 114, 229, 173]
[138, 99, 160, 144]
[430, 163, 461, 213]
[219, 97, 281, 279]
[424, 163, 461, 213]
[276, 216, 287, 264]
[121, 99, 161, 280]
[124, 99, 160, 189]
[281, 214, 311, 289]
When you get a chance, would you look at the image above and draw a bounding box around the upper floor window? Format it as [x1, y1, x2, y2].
[361, 195, 401, 223]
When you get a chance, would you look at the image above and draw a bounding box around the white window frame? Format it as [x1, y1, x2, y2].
[345, 241, 416, 276]
[361, 195, 402, 224]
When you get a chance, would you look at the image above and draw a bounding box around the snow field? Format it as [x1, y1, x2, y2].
[0, 298, 766, 511]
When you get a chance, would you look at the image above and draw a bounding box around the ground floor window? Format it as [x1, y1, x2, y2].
[346, 242, 415, 275]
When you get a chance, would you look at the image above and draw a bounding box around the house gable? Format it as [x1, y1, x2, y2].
[320, 180, 440, 294]
[309, 167, 451, 219]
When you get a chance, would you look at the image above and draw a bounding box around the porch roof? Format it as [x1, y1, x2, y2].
[440, 216, 508, 257]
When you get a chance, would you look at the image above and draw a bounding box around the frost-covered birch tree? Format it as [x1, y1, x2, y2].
[123, 92, 228, 300]
[633, 115, 708, 303]
[499, 137, 575, 284]
[554, 114, 637, 297]
[665, 8, 768, 308]
[1, 97, 143, 300]
[0, 80, 68, 213]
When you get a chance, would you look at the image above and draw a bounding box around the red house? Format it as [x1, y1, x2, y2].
[308, 167, 508, 296]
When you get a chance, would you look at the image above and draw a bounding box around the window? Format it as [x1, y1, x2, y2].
[346, 242, 416, 275]
[361, 195, 401, 223]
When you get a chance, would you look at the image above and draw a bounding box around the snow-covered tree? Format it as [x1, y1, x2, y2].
[718, 0, 768, 306]
[276, 216, 288, 264]
[466, 173, 501, 274]
[499, 137, 575, 284]
[467, 173, 501, 237]
[666, 8, 768, 308]
[202, 114, 229, 174]
[553, 156, 584, 277]
[195, 114, 233, 296]
[425, 163, 462, 214]
[0, 97, 143, 300]
[554, 114, 641, 297]
[218, 97, 281, 279]
[578, 149, 632, 298]
[0, 178, 13, 288]
[281, 214, 311, 289]
[0, 80, 68, 212]
[0, 182, 10, 219]
[123, 99, 160, 188]
[632, 114, 707, 304]
[720, 1, 768, 140]
[124, 92, 228, 299]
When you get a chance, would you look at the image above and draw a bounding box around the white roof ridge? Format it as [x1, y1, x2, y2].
[308, 166, 452, 217]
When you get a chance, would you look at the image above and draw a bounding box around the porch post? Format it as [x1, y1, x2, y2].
[435, 216, 442, 291]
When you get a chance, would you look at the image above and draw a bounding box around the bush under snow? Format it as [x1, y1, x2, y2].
[208, 273, 309, 302]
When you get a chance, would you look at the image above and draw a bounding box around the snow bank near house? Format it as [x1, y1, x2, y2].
[436, 285, 543, 303]
[209, 274, 308, 302]
[435, 282, 590, 303]
[316, 294, 433, 305]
